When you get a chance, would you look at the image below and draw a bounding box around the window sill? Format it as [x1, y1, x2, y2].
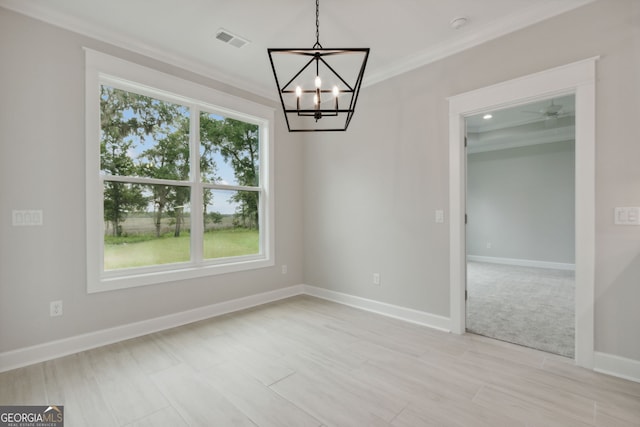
[88, 256, 274, 294]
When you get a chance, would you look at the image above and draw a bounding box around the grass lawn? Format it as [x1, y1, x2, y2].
[104, 229, 259, 270]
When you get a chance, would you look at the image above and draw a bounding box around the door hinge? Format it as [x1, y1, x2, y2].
[464, 136, 468, 147]
[465, 214, 468, 224]
[465, 290, 468, 301]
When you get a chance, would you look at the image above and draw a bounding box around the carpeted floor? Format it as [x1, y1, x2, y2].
[466, 261, 575, 358]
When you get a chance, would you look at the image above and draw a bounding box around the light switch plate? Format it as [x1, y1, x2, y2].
[12, 210, 43, 226]
[614, 207, 640, 225]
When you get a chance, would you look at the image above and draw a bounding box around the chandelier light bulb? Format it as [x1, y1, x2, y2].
[313, 94, 319, 105]
[332, 86, 339, 97]
[315, 76, 322, 88]
[295, 86, 302, 109]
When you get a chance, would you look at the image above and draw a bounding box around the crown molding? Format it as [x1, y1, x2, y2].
[363, 0, 596, 87]
[1, 0, 595, 96]
[0, 0, 277, 101]
[467, 125, 575, 154]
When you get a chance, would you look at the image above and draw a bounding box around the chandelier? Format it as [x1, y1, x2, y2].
[267, 0, 369, 132]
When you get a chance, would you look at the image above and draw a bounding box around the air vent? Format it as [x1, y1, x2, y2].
[215, 29, 250, 48]
[215, 31, 233, 43]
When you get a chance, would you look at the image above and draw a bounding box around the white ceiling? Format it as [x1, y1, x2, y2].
[0, 0, 594, 100]
[466, 94, 576, 153]
[466, 93, 576, 133]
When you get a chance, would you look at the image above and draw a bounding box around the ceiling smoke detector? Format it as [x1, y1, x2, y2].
[450, 16, 468, 30]
[215, 29, 250, 48]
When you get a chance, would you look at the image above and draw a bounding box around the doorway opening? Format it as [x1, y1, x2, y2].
[448, 57, 597, 368]
[464, 95, 576, 357]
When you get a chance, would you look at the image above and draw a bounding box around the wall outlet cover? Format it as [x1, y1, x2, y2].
[50, 300, 63, 317]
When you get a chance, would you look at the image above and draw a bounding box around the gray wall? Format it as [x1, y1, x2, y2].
[2, 0, 640, 364]
[467, 141, 576, 264]
[303, 0, 640, 361]
[0, 8, 304, 353]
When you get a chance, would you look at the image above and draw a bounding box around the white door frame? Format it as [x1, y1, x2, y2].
[448, 57, 598, 368]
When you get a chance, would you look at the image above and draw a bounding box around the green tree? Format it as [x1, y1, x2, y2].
[100, 87, 149, 236]
[206, 211, 224, 229]
[200, 115, 260, 229]
[138, 115, 190, 237]
[100, 86, 193, 237]
[199, 120, 220, 226]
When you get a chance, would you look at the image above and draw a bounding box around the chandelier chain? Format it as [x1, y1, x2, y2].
[314, 0, 322, 48]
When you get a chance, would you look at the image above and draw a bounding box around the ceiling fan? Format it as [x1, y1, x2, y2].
[522, 99, 573, 125]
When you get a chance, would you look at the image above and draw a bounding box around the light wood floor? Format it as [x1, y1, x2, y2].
[1, 296, 639, 426]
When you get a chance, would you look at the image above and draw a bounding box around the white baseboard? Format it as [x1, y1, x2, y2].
[3, 284, 637, 384]
[0, 285, 305, 373]
[594, 352, 640, 383]
[467, 255, 576, 271]
[303, 284, 451, 332]
[0, 284, 450, 373]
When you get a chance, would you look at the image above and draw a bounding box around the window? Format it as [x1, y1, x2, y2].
[86, 50, 274, 293]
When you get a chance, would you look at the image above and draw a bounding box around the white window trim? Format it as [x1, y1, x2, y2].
[85, 48, 275, 293]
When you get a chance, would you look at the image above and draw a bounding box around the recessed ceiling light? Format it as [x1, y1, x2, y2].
[483, 113, 493, 120]
[450, 17, 468, 30]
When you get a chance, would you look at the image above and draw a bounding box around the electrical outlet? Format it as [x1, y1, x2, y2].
[373, 273, 381, 285]
[50, 300, 63, 317]
[281, 264, 288, 274]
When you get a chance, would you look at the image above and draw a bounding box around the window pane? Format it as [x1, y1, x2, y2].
[203, 189, 259, 259]
[199, 112, 260, 186]
[103, 181, 191, 270]
[100, 86, 190, 180]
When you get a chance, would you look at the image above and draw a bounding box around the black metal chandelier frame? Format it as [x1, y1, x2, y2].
[267, 0, 369, 132]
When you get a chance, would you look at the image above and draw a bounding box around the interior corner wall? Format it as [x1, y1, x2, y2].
[0, 7, 304, 355]
[303, 0, 640, 362]
[467, 141, 576, 264]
